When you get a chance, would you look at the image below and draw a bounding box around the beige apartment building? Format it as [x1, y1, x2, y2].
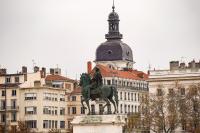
[0, 66, 75, 132]
[19, 86, 67, 132]
[0, 66, 35, 131]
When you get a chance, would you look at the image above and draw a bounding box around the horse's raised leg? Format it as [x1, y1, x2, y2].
[113, 87, 119, 113]
[109, 98, 117, 114]
[103, 98, 111, 114]
[81, 98, 87, 110]
[85, 99, 91, 115]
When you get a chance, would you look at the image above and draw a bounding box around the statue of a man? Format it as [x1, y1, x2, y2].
[87, 67, 103, 100]
[92, 67, 103, 88]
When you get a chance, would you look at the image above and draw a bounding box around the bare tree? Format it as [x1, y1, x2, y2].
[125, 112, 142, 133]
[141, 86, 179, 133]
[176, 86, 189, 132]
[141, 82, 200, 133]
[186, 84, 200, 132]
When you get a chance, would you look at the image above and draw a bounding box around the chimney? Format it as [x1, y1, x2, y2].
[147, 70, 150, 75]
[22, 66, 27, 74]
[179, 63, 185, 69]
[191, 60, 196, 69]
[87, 61, 92, 74]
[50, 68, 54, 75]
[170, 61, 179, 71]
[41, 67, 46, 78]
[54, 68, 61, 75]
[34, 66, 39, 73]
[0, 69, 7, 75]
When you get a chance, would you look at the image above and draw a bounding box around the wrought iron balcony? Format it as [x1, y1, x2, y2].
[0, 120, 12, 125]
[0, 106, 19, 112]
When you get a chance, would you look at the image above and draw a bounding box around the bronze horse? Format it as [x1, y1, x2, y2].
[80, 73, 118, 115]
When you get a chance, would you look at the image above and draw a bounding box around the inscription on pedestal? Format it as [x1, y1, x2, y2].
[80, 116, 102, 124]
[72, 115, 126, 133]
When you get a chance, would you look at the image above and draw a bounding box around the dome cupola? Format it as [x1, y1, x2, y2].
[95, 1, 134, 70]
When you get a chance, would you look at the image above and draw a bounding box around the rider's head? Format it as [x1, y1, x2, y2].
[95, 67, 100, 72]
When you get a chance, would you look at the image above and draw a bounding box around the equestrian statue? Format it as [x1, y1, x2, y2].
[79, 67, 118, 115]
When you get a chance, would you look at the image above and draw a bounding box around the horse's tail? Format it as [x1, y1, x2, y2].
[112, 86, 119, 108]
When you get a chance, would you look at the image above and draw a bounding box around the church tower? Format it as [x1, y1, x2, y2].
[95, 1, 135, 70]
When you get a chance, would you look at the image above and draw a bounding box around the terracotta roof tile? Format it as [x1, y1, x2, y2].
[45, 75, 75, 82]
[90, 65, 148, 80]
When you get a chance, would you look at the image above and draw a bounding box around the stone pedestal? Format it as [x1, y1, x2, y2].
[71, 115, 126, 133]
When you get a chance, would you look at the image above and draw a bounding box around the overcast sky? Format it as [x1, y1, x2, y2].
[0, 0, 200, 79]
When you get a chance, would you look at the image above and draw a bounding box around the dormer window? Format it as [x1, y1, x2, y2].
[108, 50, 112, 55]
[126, 51, 130, 56]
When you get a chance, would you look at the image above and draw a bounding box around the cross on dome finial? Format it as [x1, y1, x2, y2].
[112, 0, 115, 12]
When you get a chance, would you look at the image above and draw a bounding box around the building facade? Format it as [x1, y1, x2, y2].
[148, 60, 200, 94]
[19, 86, 66, 133]
[0, 66, 42, 132]
[148, 60, 200, 132]
[0, 66, 75, 132]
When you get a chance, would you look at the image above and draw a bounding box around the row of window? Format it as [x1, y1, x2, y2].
[25, 93, 37, 100]
[120, 104, 140, 114]
[24, 93, 65, 101]
[119, 91, 142, 102]
[5, 76, 20, 83]
[67, 106, 85, 115]
[43, 93, 65, 101]
[24, 120, 65, 129]
[43, 120, 65, 129]
[157, 88, 185, 96]
[103, 79, 148, 89]
[43, 106, 65, 115]
[25, 106, 65, 115]
[1, 90, 16, 97]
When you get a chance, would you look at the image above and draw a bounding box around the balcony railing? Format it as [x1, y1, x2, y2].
[0, 106, 19, 112]
[0, 120, 12, 125]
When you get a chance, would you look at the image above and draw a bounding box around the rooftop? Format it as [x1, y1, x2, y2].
[45, 74, 75, 82]
[90, 64, 148, 80]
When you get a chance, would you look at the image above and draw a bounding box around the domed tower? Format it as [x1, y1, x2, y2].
[95, 2, 135, 70]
